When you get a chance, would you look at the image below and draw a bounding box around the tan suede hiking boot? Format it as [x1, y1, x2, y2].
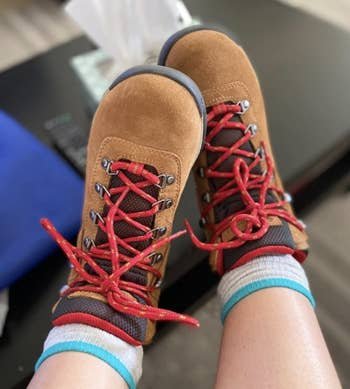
[159, 26, 309, 275]
[41, 65, 206, 345]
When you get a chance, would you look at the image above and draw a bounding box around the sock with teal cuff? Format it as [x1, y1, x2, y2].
[218, 254, 315, 322]
[36, 324, 143, 389]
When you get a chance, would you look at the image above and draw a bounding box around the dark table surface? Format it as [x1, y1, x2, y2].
[187, 0, 350, 182]
[1, 0, 350, 387]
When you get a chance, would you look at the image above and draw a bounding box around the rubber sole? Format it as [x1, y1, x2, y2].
[158, 24, 240, 67]
[109, 64, 206, 153]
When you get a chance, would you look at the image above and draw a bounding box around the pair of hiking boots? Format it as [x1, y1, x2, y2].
[42, 26, 308, 346]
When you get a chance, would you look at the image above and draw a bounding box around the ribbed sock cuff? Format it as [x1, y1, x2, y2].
[35, 324, 143, 389]
[218, 254, 315, 322]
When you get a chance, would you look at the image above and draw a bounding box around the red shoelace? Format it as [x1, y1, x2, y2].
[42, 160, 199, 327]
[185, 103, 304, 250]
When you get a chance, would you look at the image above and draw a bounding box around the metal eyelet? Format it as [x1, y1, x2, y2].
[244, 123, 258, 137]
[152, 198, 173, 211]
[89, 209, 104, 225]
[199, 217, 207, 228]
[165, 174, 175, 185]
[283, 192, 292, 203]
[101, 158, 119, 176]
[254, 145, 265, 160]
[83, 237, 95, 250]
[60, 284, 69, 294]
[154, 278, 163, 288]
[150, 226, 167, 239]
[94, 182, 111, 199]
[202, 192, 211, 203]
[237, 99, 250, 114]
[148, 252, 163, 265]
[298, 219, 307, 229]
[156, 174, 175, 189]
[197, 167, 206, 178]
[101, 158, 112, 171]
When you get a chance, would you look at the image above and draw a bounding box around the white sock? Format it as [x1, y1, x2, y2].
[36, 324, 143, 389]
[218, 254, 315, 321]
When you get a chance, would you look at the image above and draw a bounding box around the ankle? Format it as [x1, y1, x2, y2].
[218, 254, 315, 322]
[36, 324, 143, 389]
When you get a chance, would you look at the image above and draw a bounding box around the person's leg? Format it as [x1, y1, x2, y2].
[216, 256, 341, 388]
[29, 65, 205, 388]
[160, 27, 341, 388]
[29, 323, 142, 389]
[29, 352, 128, 389]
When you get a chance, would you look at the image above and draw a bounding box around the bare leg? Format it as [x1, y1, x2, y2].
[29, 352, 127, 389]
[215, 288, 341, 389]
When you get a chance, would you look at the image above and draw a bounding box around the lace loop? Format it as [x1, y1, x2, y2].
[41, 160, 199, 328]
[186, 103, 305, 251]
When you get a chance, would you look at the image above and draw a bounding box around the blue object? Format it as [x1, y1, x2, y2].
[0, 111, 84, 289]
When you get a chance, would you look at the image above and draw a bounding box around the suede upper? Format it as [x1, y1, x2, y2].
[163, 29, 309, 272]
[52, 72, 204, 345]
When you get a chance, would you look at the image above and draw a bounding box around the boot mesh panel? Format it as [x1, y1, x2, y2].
[91, 162, 160, 284]
[206, 105, 294, 268]
[223, 222, 296, 272]
[58, 161, 161, 342]
[53, 296, 147, 341]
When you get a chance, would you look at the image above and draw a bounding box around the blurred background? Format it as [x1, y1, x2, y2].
[0, 0, 349, 388]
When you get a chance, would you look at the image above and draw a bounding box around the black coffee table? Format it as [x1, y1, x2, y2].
[1, 1, 350, 387]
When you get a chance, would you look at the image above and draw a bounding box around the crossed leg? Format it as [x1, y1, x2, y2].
[30, 275, 340, 389]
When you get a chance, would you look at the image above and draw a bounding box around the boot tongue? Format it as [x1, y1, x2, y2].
[206, 106, 278, 242]
[206, 106, 296, 272]
[206, 111, 264, 222]
[86, 161, 160, 284]
[95, 162, 159, 250]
